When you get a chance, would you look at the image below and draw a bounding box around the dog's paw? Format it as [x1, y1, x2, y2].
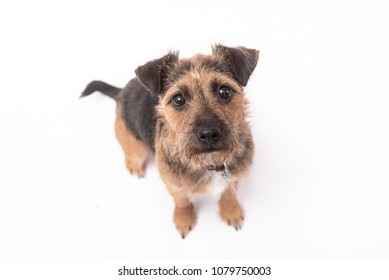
[173, 204, 197, 239]
[219, 199, 244, 231]
[125, 158, 146, 178]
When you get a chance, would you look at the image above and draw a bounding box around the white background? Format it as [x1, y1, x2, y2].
[1, 0, 388, 261]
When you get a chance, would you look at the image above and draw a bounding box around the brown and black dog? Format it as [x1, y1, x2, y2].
[81, 45, 259, 238]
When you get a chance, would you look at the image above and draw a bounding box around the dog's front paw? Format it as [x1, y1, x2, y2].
[219, 198, 244, 231]
[173, 204, 197, 239]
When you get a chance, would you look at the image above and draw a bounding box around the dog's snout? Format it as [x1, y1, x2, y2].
[197, 125, 221, 145]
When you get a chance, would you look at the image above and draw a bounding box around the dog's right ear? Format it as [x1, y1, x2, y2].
[135, 52, 179, 95]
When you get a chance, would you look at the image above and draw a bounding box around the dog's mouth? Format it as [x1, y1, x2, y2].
[194, 145, 229, 155]
[201, 147, 220, 153]
[186, 143, 234, 169]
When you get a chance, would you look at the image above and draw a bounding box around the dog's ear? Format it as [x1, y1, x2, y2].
[212, 44, 259, 86]
[135, 51, 179, 95]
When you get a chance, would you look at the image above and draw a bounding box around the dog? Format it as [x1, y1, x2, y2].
[80, 44, 259, 238]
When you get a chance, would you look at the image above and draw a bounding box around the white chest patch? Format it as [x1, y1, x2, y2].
[207, 172, 232, 197]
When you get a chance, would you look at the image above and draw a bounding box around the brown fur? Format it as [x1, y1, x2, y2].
[82, 45, 259, 238]
[219, 181, 244, 230]
[153, 55, 255, 237]
[115, 107, 149, 178]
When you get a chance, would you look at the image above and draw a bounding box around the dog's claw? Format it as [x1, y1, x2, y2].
[223, 216, 243, 231]
[174, 204, 196, 240]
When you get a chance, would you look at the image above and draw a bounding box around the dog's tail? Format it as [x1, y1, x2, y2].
[80, 80, 121, 100]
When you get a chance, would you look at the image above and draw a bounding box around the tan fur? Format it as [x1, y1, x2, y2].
[115, 107, 149, 178]
[173, 196, 196, 239]
[112, 50, 256, 238]
[157, 72, 250, 172]
[219, 182, 244, 230]
[82, 45, 258, 238]
[152, 55, 254, 237]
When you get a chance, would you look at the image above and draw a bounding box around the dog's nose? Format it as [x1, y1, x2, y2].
[197, 126, 221, 145]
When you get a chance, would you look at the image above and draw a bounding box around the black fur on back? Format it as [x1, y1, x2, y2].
[118, 78, 158, 152]
[80, 79, 157, 152]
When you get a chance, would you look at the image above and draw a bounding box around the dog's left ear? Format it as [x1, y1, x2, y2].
[135, 51, 179, 95]
[212, 44, 259, 87]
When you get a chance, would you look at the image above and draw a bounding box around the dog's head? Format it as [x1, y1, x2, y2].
[135, 45, 259, 168]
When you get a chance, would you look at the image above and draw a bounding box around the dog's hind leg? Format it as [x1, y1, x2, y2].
[115, 108, 149, 178]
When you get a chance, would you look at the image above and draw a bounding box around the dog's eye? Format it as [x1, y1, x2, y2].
[219, 86, 233, 100]
[172, 94, 186, 107]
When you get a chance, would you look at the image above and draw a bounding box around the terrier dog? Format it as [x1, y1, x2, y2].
[81, 45, 259, 238]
